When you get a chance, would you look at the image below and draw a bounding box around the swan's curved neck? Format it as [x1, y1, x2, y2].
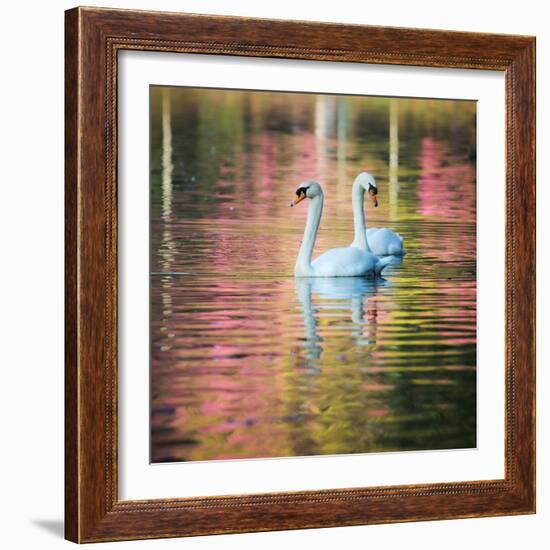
[295, 194, 323, 275]
[351, 180, 371, 251]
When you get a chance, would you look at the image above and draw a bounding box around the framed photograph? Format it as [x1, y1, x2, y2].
[65, 6, 535, 543]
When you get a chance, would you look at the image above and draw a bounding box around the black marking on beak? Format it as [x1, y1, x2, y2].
[368, 183, 378, 195]
[296, 186, 309, 197]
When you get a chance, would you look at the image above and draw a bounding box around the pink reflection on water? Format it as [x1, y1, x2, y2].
[416, 137, 477, 270]
[290, 131, 320, 181]
[257, 134, 276, 199]
[417, 138, 475, 221]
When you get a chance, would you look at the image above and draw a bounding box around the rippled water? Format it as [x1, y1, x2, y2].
[150, 87, 477, 462]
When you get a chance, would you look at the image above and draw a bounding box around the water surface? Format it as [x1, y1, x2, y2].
[150, 87, 477, 462]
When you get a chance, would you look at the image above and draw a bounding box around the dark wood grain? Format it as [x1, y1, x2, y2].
[64, 6, 536, 543]
[64, 7, 79, 543]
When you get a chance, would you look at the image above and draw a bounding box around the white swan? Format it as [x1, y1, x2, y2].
[291, 181, 393, 277]
[350, 172, 405, 257]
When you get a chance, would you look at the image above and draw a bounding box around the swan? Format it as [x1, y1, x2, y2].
[350, 172, 405, 257]
[291, 181, 394, 277]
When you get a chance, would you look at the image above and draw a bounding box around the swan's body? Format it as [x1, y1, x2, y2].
[350, 172, 405, 257]
[311, 246, 389, 277]
[366, 227, 404, 257]
[292, 182, 393, 278]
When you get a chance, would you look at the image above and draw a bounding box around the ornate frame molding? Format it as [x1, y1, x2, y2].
[65, 7, 535, 542]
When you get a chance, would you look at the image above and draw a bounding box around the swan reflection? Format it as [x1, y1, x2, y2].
[295, 274, 390, 363]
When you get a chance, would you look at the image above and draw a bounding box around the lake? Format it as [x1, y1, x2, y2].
[150, 87, 477, 462]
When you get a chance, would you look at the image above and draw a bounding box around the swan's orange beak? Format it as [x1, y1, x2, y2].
[290, 190, 307, 207]
[368, 189, 378, 207]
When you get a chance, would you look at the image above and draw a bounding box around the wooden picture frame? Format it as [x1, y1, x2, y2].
[65, 6, 536, 543]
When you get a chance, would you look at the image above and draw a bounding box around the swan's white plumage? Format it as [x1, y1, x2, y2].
[351, 172, 406, 257]
[367, 227, 405, 257]
[292, 181, 392, 278]
[310, 246, 392, 278]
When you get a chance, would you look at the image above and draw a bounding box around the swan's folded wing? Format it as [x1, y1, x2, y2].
[312, 247, 378, 277]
